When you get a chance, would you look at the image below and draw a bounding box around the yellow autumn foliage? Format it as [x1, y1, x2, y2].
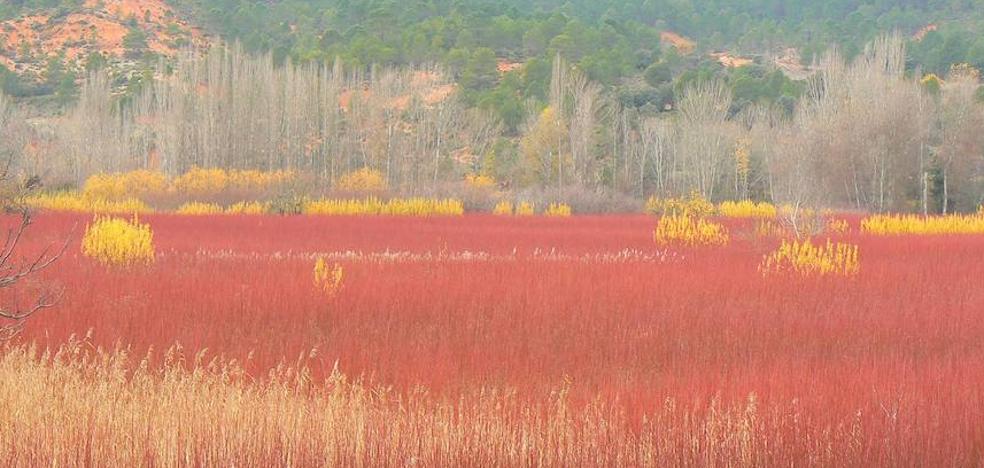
[717, 200, 777, 219]
[654, 214, 729, 247]
[544, 203, 572, 217]
[226, 201, 270, 215]
[171, 167, 230, 197]
[515, 202, 535, 217]
[492, 201, 514, 215]
[646, 192, 715, 217]
[465, 174, 497, 190]
[176, 202, 225, 215]
[25, 192, 152, 215]
[759, 238, 859, 277]
[303, 197, 464, 216]
[861, 213, 984, 235]
[81, 216, 155, 267]
[83, 170, 168, 201]
[335, 168, 387, 193]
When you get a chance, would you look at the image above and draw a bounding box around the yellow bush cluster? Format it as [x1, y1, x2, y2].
[334, 168, 387, 193]
[465, 174, 497, 190]
[25, 192, 152, 214]
[759, 238, 859, 277]
[314, 257, 344, 297]
[83, 168, 295, 200]
[646, 192, 715, 217]
[303, 197, 464, 216]
[226, 170, 295, 191]
[515, 202, 535, 216]
[861, 213, 984, 235]
[654, 214, 729, 247]
[83, 170, 168, 201]
[717, 200, 777, 219]
[175, 201, 272, 215]
[226, 201, 270, 215]
[826, 219, 850, 235]
[176, 202, 225, 215]
[81, 216, 155, 267]
[544, 203, 572, 217]
[492, 201, 514, 215]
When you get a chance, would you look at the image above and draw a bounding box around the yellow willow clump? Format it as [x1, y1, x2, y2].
[759, 238, 859, 277]
[335, 168, 387, 193]
[227, 170, 294, 191]
[515, 202, 535, 217]
[827, 219, 850, 235]
[654, 214, 729, 247]
[465, 174, 497, 190]
[303, 197, 464, 216]
[81, 216, 155, 267]
[493, 201, 514, 215]
[172, 167, 229, 197]
[717, 200, 777, 219]
[226, 201, 270, 215]
[176, 202, 224, 215]
[646, 192, 714, 217]
[314, 257, 344, 297]
[861, 213, 984, 235]
[83, 170, 168, 201]
[25, 192, 152, 214]
[544, 203, 572, 217]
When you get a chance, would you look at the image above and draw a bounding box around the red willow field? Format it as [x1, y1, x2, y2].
[3, 212, 984, 465]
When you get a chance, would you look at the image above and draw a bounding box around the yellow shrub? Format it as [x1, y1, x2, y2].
[227, 170, 294, 191]
[544, 203, 572, 217]
[172, 167, 229, 197]
[25, 192, 152, 214]
[303, 197, 464, 216]
[861, 213, 984, 235]
[226, 201, 270, 215]
[493, 201, 514, 215]
[826, 219, 850, 235]
[314, 257, 344, 297]
[81, 216, 155, 267]
[515, 202, 535, 217]
[82, 171, 167, 201]
[465, 174, 496, 190]
[646, 192, 714, 217]
[335, 168, 387, 193]
[759, 238, 859, 277]
[176, 202, 224, 215]
[654, 214, 729, 247]
[717, 200, 777, 219]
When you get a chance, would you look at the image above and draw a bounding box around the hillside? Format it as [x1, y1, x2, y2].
[0, 0, 205, 98]
[3, 0, 984, 119]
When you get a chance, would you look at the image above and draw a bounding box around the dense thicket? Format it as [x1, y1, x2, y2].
[2, 35, 978, 213]
[8, 1, 984, 124]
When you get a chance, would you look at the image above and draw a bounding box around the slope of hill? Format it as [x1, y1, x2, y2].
[0, 0, 205, 97]
[2, 0, 984, 120]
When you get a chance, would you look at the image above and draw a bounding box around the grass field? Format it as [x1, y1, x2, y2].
[2, 213, 984, 465]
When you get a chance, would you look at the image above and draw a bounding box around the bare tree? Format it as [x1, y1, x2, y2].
[937, 66, 984, 213]
[675, 79, 735, 200]
[0, 92, 68, 339]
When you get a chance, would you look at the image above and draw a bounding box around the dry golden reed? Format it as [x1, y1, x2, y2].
[0, 340, 868, 467]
